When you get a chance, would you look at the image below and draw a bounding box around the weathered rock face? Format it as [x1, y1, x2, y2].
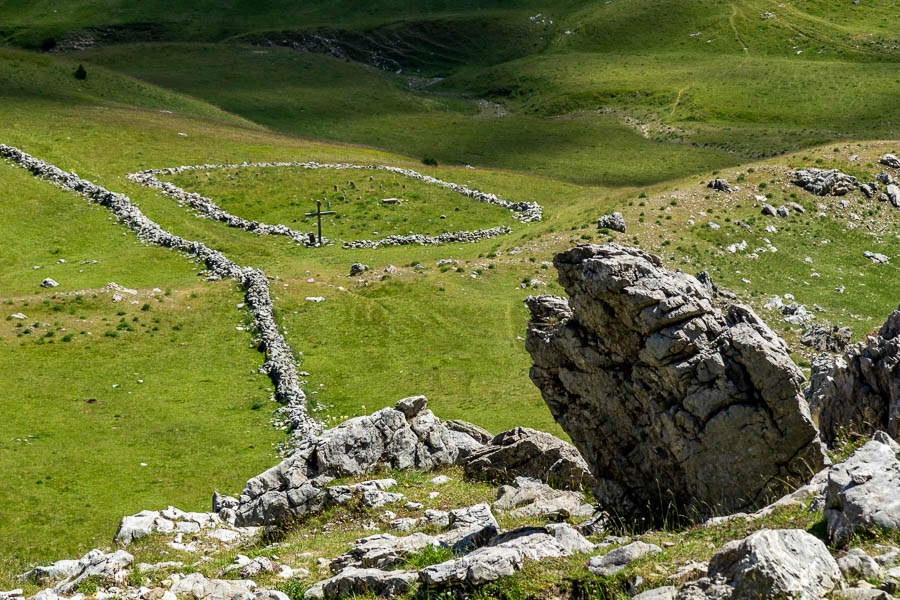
[462, 427, 594, 491]
[801, 323, 852, 353]
[825, 434, 900, 545]
[526, 244, 827, 519]
[227, 396, 458, 526]
[704, 529, 842, 600]
[809, 306, 900, 445]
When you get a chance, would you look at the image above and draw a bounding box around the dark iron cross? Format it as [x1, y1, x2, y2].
[305, 199, 335, 246]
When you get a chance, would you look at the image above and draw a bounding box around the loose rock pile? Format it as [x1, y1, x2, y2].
[0, 144, 317, 437]
[809, 305, 900, 444]
[342, 226, 511, 249]
[525, 244, 827, 518]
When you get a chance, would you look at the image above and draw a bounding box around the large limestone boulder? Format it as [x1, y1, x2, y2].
[462, 427, 594, 491]
[526, 245, 827, 518]
[808, 306, 900, 445]
[228, 396, 458, 526]
[701, 529, 842, 600]
[825, 433, 900, 545]
[28, 549, 135, 594]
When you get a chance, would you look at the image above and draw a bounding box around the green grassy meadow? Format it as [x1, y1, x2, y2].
[0, 0, 898, 579]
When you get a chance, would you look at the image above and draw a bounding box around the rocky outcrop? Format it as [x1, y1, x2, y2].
[707, 179, 733, 193]
[881, 154, 900, 169]
[304, 568, 417, 600]
[801, 323, 852, 353]
[526, 244, 827, 519]
[693, 529, 842, 600]
[824, 434, 900, 545]
[597, 212, 627, 233]
[462, 427, 595, 491]
[25, 550, 134, 594]
[792, 168, 857, 196]
[808, 305, 900, 445]
[223, 397, 458, 526]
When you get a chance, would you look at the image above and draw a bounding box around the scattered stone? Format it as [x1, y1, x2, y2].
[9, 313, 27, 320]
[462, 427, 594, 491]
[430, 475, 451, 485]
[761, 203, 778, 216]
[331, 532, 438, 572]
[348, 263, 368, 276]
[809, 306, 900, 444]
[587, 541, 662, 576]
[526, 245, 827, 519]
[824, 435, 900, 545]
[576, 511, 609, 537]
[792, 168, 858, 196]
[634, 587, 677, 600]
[40, 278, 59, 288]
[864, 251, 890, 264]
[860, 184, 875, 198]
[597, 212, 627, 233]
[886, 184, 900, 208]
[707, 221, 720, 230]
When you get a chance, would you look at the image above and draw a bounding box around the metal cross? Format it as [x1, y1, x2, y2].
[305, 199, 335, 246]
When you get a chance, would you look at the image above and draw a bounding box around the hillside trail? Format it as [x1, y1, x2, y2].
[730, 2, 751, 59]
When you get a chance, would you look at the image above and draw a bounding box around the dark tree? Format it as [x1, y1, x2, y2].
[74, 64, 87, 80]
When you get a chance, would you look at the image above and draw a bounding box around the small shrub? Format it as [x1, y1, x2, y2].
[74, 64, 87, 80]
[141, 303, 151, 311]
[422, 157, 438, 167]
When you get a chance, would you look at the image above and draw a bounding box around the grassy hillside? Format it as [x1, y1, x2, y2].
[0, 0, 898, 580]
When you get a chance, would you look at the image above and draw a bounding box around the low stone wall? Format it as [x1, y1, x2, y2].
[0, 144, 318, 438]
[127, 161, 541, 247]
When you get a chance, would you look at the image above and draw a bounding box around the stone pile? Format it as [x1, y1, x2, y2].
[114, 505, 259, 547]
[0, 144, 317, 437]
[881, 154, 900, 169]
[808, 305, 900, 445]
[791, 168, 858, 196]
[525, 244, 827, 519]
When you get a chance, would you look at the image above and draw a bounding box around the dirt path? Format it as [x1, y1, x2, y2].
[729, 3, 751, 56]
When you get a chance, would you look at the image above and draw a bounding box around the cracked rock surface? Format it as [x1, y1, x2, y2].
[525, 244, 827, 519]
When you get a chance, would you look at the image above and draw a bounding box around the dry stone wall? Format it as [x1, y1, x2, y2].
[0, 144, 318, 437]
[128, 161, 541, 248]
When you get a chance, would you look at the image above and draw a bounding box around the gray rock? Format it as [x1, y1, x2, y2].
[838, 589, 892, 600]
[864, 251, 890, 264]
[776, 205, 790, 218]
[598, 212, 627, 233]
[587, 541, 662, 576]
[886, 185, 900, 208]
[493, 476, 593, 518]
[761, 203, 778, 216]
[423, 509, 450, 529]
[635, 587, 677, 600]
[331, 532, 437, 572]
[526, 245, 827, 519]
[801, 323, 852, 353]
[170, 573, 256, 600]
[348, 263, 368, 276]
[462, 426, 594, 491]
[447, 430, 483, 461]
[420, 524, 591, 588]
[51, 549, 134, 594]
[788, 202, 806, 214]
[22, 559, 81, 584]
[881, 154, 900, 169]
[305, 567, 417, 599]
[825, 437, 900, 544]
[877, 172, 896, 186]
[707, 529, 841, 600]
[793, 168, 858, 196]
[40, 278, 59, 288]
[444, 419, 493, 444]
[809, 306, 900, 445]
[708, 179, 733, 193]
[239, 557, 276, 578]
[838, 548, 885, 581]
[576, 511, 609, 537]
[860, 184, 875, 198]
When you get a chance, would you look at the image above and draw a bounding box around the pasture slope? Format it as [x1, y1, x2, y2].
[0, 0, 898, 591]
